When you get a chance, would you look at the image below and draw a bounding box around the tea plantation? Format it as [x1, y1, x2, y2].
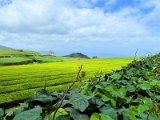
[0, 58, 132, 105]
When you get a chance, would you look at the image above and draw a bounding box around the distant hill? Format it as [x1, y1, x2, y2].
[0, 48, 40, 56]
[64, 53, 90, 59]
[0, 45, 10, 49]
[0, 47, 41, 65]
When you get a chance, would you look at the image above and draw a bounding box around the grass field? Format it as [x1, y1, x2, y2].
[0, 48, 84, 65]
[0, 58, 132, 104]
[0, 56, 80, 65]
[33, 56, 81, 62]
[0, 57, 33, 65]
[0, 48, 40, 56]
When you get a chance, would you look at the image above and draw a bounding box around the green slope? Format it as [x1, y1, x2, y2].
[0, 48, 77, 65]
[0, 48, 40, 56]
[64, 53, 90, 59]
[0, 45, 9, 49]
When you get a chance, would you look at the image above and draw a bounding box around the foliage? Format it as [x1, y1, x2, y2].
[0, 54, 159, 119]
[13, 106, 42, 120]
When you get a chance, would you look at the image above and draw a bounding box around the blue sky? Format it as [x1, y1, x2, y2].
[0, 0, 160, 57]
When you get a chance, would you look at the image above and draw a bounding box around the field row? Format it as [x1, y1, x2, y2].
[0, 72, 77, 82]
[0, 56, 77, 65]
[0, 72, 95, 86]
[0, 78, 74, 94]
[0, 82, 77, 104]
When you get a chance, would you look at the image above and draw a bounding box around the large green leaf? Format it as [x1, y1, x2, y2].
[155, 95, 160, 100]
[95, 85, 103, 89]
[59, 100, 70, 107]
[127, 84, 136, 92]
[58, 108, 68, 114]
[65, 108, 89, 120]
[104, 85, 127, 98]
[44, 108, 68, 120]
[120, 107, 137, 120]
[117, 86, 127, 98]
[100, 113, 114, 120]
[90, 113, 116, 120]
[5, 103, 29, 119]
[44, 115, 52, 120]
[149, 113, 160, 120]
[44, 115, 71, 120]
[29, 94, 56, 104]
[99, 93, 111, 102]
[13, 106, 42, 120]
[0, 108, 4, 117]
[137, 97, 153, 113]
[110, 73, 121, 80]
[93, 97, 105, 108]
[27, 89, 57, 104]
[138, 82, 151, 90]
[140, 113, 160, 120]
[104, 85, 116, 97]
[56, 115, 71, 120]
[142, 97, 153, 107]
[100, 106, 117, 120]
[97, 92, 116, 107]
[110, 99, 116, 107]
[90, 113, 100, 120]
[69, 93, 89, 112]
[137, 105, 149, 113]
[81, 83, 91, 95]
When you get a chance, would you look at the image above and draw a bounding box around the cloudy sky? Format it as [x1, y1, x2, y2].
[0, 0, 160, 57]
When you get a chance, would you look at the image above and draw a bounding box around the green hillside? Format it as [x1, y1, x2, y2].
[0, 45, 9, 49]
[0, 48, 78, 65]
[0, 48, 40, 56]
[64, 53, 90, 59]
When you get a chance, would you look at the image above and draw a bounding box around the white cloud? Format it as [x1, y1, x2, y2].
[0, 0, 159, 56]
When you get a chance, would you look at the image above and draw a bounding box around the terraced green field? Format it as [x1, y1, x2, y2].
[0, 56, 80, 65]
[0, 48, 83, 65]
[0, 48, 40, 56]
[0, 57, 33, 65]
[0, 58, 132, 104]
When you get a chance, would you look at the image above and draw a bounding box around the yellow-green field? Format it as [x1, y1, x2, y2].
[0, 58, 132, 104]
